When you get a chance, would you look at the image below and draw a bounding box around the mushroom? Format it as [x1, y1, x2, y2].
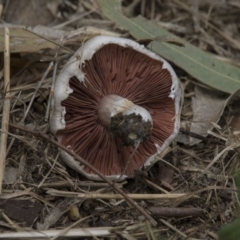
[50, 36, 181, 181]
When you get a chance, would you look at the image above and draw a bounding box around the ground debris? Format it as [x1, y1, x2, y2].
[0, 0, 240, 239]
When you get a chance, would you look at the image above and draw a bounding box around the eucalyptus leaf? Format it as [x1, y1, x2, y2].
[218, 219, 240, 240]
[98, 0, 240, 94]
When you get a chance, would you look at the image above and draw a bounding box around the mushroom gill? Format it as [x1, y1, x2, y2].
[56, 43, 175, 177]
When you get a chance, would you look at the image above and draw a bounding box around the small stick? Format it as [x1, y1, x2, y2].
[0, 227, 112, 239]
[23, 28, 74, 54]
[34, 180, 127, 188]
[1, 212, 22, 232]
[150, 207, 203, 218]
[45, 62, 58, 121]
[50, 216, 94, 240]
[180, 128, 225, 145]
[21, 62, 53, 122]
[119, 140, 140, 180]
[46, 190, 189, 199]
[204, 144, 240, 173]
[37, 153, 60, 188]
[0, 27, 10, 193]
[144, 178, 170, 194]
[9, 123, 157, 226]
[53, 10, 94, 29]
[160, 218, 187, 238]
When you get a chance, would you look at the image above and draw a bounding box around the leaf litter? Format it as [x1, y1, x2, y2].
[0, 0, 240, 239]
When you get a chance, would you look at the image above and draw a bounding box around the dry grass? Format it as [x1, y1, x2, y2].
[0, 0, 240, 239]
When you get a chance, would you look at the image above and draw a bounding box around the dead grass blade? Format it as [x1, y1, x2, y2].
[46, 190, 190, 200]
[0, 27, 10, 193]
[0, 227, 113, 239]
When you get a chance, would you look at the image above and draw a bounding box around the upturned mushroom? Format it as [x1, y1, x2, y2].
[50, 36, 181, 181]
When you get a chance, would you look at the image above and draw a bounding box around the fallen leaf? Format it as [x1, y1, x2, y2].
[0, 25, 120, 53]
[177, 88, 240, 145]
[190, 86, 228, 145]
[218, 219, 240, 240]
[4, 167, 21, 184]
[4, 154, 26, 184]
[0, 26, 61, 53]
[97, 0, 240, 94]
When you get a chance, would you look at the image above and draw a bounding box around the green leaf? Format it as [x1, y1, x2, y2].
[235, 172, 240, 189]
[98, 0, 240, 94]
[218, 219, 240, 240]
[217, 173, 240, 240]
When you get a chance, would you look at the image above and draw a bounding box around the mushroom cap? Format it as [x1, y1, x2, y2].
[50, 35, 181, 181]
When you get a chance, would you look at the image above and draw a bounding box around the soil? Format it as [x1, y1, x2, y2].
[110, 112, 152, 146]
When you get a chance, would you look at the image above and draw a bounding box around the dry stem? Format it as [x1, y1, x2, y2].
[22, 62, 53, 122]
[0, 27, 10, 193]
[0, 227, 113, 239]
[46, 190, 190, 199]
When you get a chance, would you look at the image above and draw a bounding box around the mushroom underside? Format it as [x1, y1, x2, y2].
[56, 43, 176, 177]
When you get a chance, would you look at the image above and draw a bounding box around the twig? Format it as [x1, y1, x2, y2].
[160, 218, 187, 238]
[45, 62, 58, 121]
[53, 10, 95, 29]
[204, 144, 240, 173]
[191, 0, 200, 32]
[119, 139, 140, 180]
[23, 28, 74, 54]
[21, 62, 53, 122]
[1, 212, 22, 232]
[46, 190, 189, 199]
[172, 0, 240, 50]
[1, 192, 53, 209]
[0, 227, 113, 239]
[180, 128, 225, 145]
[37, 153, 60, 188]
[150, 207, 203, 218]
[147, 221, 157, 240]
[144, 178, 170, 194]
[9, 123, 157, 226]
[50, 216, 94, 240]
[0, 27, 10, 193]
[33, 180, 127, 188]
[19, 184, 54, 207]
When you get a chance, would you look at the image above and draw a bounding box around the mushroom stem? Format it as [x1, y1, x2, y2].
[98, 94, 153, 146]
